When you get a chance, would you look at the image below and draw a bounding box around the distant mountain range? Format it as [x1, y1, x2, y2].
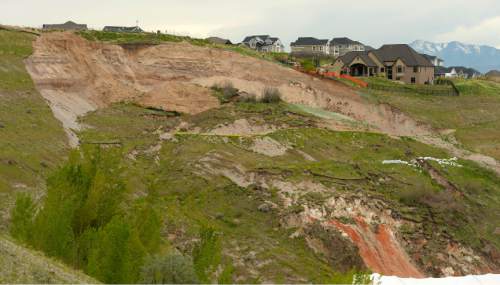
[410, 40, 500, 73]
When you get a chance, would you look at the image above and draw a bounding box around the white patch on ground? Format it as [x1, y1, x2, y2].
[250, 136, 289, 157]
[371, 273, 500, 285]
[383, 157, 462, 168]
[296, 150, 316, 161]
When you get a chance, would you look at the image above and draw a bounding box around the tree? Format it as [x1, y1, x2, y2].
[87, 216, 146, 284]
[141, 253, 199, 284]
[10, 193, 35, 242]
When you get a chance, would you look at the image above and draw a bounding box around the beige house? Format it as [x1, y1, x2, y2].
[332, 44, 435, 84]
[290, 37, 330, 56]
[330, 37, 365, 57]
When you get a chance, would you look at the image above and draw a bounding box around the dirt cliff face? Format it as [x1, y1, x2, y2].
[25, 32, 435, 146]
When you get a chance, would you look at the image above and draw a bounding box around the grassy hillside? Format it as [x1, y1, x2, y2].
[1, 28, 500, 283]
[362, 78, 500, 160]
[74, 101, 500, 281]
[0, 236, 98, 283]
[0, 28, 68, 231]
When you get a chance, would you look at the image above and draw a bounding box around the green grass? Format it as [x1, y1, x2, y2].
[362, 78, 500, 160]
[78, 30, 210, 46]
[78, 101, 500, 281]
[363, 77, 456, 95]
[0, 29, 68, 231]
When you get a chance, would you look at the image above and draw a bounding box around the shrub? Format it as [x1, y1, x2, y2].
[212, 82, 238, 103]
[141, 253, 199, 284]
[87, 216, 146, 284]
[299, 58, 316, 72]
[10, 193, 35, 242]
[236, 93, 257, 103]
[192, 226, 221, 282]
[261, 87, 282, 103]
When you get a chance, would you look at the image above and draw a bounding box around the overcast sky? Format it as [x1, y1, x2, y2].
[2, 0, 500, 49]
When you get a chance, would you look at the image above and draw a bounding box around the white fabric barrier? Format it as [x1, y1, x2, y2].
[371, 273, 500, 285]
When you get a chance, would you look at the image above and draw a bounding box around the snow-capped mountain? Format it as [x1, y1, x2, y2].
[410, 40, 500, 73]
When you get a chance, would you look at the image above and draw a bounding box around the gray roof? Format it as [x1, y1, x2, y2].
[422, 54, 444, 62]
[330, 37, 363, 46]
[338, 51, 377, 67]
[206, 37, 233, 45]
[43, 21, 87, 30]
[103, 26, 144, 33]
[291, 37, 329, 46]
[372, 44, 434, 67]
[242, 35, 270, 43]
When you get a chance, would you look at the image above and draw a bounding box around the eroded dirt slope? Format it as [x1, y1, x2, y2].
[25, 32, 429, 145]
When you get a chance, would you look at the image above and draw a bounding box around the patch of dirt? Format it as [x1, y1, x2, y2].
[250, 136, 289, 157]
[140, 81, 219, 114]
[209, 119, 277, 136]
[329, 218, 424, 278]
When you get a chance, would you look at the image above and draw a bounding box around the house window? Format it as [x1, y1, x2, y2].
[397, 66, 403, 73]
[411, 77, 416, 84]
[413, 66, 419, 73]
[380, 67, 385, 73]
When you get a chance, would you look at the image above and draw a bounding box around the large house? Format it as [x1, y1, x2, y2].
[42, 21, 87, 31]
[290, 37, 330, 56]
[330, 37, 365, 57]
[103, 26, 144, 33]
[241, 35, 284, 53]
[332, 44, 435, 84]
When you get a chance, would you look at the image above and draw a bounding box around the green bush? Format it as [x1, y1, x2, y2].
[10, 193, 35, 242]
[261, 87, 282, 103]
[141, 253, 199, 284]
[87, 216, 146, 284]
[11, 146, 163, 283]
[192, 226, 221, 282]
[211, 82, 239, 103]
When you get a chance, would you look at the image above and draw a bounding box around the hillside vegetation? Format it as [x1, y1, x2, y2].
[1, 29, 500, 283]
[362, 77, 500, 160]
[0, 28, 67, 231]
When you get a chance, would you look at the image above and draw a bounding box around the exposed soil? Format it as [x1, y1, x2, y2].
[329, 218, 424, 278]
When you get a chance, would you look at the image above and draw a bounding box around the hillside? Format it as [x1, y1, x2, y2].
[1, 29, 500, 283]
[0, 236, 98, 283]
[410, 40, 500, 73]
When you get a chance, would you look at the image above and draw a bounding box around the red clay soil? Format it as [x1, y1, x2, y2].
[329, 217, 424, 278]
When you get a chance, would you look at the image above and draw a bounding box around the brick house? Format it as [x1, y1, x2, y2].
[332, 44, 435, 84]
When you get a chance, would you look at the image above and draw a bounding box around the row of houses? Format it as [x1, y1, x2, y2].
[238, 35, 369, 57]
[42, 21, 144, 33]
[43, 21, 479, 84]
